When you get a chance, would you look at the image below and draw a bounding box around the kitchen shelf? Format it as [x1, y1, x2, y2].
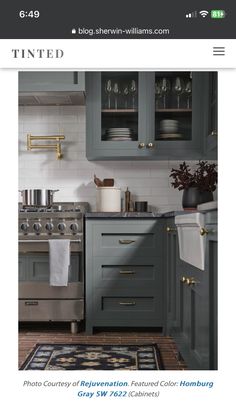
[102, 109, 138, 114]
[156, 109, 192, 113]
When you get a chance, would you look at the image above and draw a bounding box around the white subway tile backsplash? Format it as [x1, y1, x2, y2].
[19, 106, 203, 210]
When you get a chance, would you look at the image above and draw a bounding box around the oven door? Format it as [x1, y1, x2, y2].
[19, 239, 84, 321]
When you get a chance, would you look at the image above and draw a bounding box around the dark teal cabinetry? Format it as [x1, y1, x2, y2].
[86, 71, 217, 160]
[166, 212, 217, 370]
[85, 219, 166, 334]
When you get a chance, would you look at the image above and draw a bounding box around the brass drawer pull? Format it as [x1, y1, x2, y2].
[166, 226, 176, 233]
[119, 270, 136, 275]
[119, 301, 136, 306]
[119, 239, 136, 245]
[138, 142, 145, 149]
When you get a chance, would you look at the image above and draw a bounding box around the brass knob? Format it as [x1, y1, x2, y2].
[200, 227, 209, 236]
[138, 142, 145, 149]
[187, 277, 199, 286]
[146, 142, 155, 149]
[167, 226, 176, 233]
[211, 131, 217, 137]
[181, 276, 187, 283]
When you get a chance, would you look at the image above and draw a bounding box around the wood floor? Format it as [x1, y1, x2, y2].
[19, 323, 187, 370]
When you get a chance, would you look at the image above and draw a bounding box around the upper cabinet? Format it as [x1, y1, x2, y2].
[86, 71, 217, 160]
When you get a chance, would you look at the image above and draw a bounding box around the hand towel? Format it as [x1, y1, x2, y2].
[49, 239, 70, 286]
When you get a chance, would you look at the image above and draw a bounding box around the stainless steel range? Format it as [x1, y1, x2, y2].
[18, 202, 89, 333]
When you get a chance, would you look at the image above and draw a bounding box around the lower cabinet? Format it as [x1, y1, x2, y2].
[85, 219, 166, 334]
[166, 213, 217, 370]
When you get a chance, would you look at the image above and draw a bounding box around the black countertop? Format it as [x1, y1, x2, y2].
[85, 211, 197, 218]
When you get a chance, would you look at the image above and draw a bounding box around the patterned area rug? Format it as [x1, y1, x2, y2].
[20, 343, 164, 370]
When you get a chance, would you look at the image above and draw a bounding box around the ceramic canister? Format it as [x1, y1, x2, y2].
[96, 187, 121, 212]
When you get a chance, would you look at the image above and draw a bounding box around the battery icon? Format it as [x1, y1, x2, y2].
[211, 10, 226, 19]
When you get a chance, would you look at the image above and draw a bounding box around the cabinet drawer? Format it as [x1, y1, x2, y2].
[92, 256, 162, 289]
[87, 220, 163, 257]
[102, 296, 154, 312]
[92, 289, 163, 321]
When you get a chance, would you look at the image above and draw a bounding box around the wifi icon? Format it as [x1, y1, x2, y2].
[199, 10, 209, 18]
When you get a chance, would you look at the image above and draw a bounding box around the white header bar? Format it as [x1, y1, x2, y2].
[0, 39, 235, 69]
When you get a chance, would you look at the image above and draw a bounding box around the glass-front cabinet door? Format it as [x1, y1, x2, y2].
[145, 71, 207, 159]
[86, 71, 216, 160]
[101, 72, 139, 143]
[86, 72, 151, 159]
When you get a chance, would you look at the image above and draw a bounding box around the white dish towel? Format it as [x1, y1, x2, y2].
[49, 239, 70, 286]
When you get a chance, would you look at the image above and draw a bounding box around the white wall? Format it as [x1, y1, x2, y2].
[18, 106, 215, 212]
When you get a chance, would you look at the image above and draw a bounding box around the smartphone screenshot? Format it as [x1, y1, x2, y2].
[0, 1, 235, 408]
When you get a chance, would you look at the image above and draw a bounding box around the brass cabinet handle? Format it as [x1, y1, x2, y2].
[186, 277, 200, 286]
[119, 270, 136, 275]
[182, 276, 200, 286]
[200, 227, 209, 236]
[146, 142, 155, 149]
[181, 276, 199, 286]
[119, 301, 136, 306]
[211, 131, 217, 136]
[167, 226, 176, 233]
[138, 142, 145, 149]
[119, 239, 136, 245]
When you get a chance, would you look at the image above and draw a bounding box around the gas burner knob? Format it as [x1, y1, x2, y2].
[57, 222, 66, 232]
[70, 223, 79, 232]
[33, 222, 42, 232]
[45, 222, 54, 232]
[20, 222, 29, 232]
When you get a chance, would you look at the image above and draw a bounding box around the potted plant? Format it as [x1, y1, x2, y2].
[169, 161, 218, 209]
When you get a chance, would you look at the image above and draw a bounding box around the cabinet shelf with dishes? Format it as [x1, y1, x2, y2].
[86, 71, 217, 160]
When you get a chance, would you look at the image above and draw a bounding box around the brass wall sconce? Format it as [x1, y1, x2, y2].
[27, 134, 65, 159]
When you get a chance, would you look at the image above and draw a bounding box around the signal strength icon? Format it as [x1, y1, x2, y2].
[186, 11, 198, 18]
[199, 10, 209, 18]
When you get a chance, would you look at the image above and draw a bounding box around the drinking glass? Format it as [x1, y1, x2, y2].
[122, 85, 129, 109]
[160, 78, 171, 109]
[173, 77, 184, 108]
[155, 81, 162, 109]
[129, 80, 137, 109]
[113, 82, 119, 110]
[104, 79, 112, 109]
[185, 80, 192, 109]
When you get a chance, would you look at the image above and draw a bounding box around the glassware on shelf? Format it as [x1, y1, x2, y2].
[113, 82, 120, 110]
[160, 78, 171, 109]
[185, 80, 192, 109]
[129, 80, 137, 109]
[104, 79, 112, 109]
[172, 77, 185, 109]
[122, 85, 129, 109]
[155, 81, 162, 109]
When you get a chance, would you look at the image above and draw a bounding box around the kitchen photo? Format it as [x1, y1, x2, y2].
[18, 71, 217, 371]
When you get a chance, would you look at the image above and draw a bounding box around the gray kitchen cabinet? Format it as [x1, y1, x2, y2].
[19, 71, 85, 92]
[85, 219, 166, 334]
[19, 253, 80, 282]
[86, 71, 217, 160]
[166, 220, 179, 333]
[166, 212, 217, 370]
[204, 72, 218, 158]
